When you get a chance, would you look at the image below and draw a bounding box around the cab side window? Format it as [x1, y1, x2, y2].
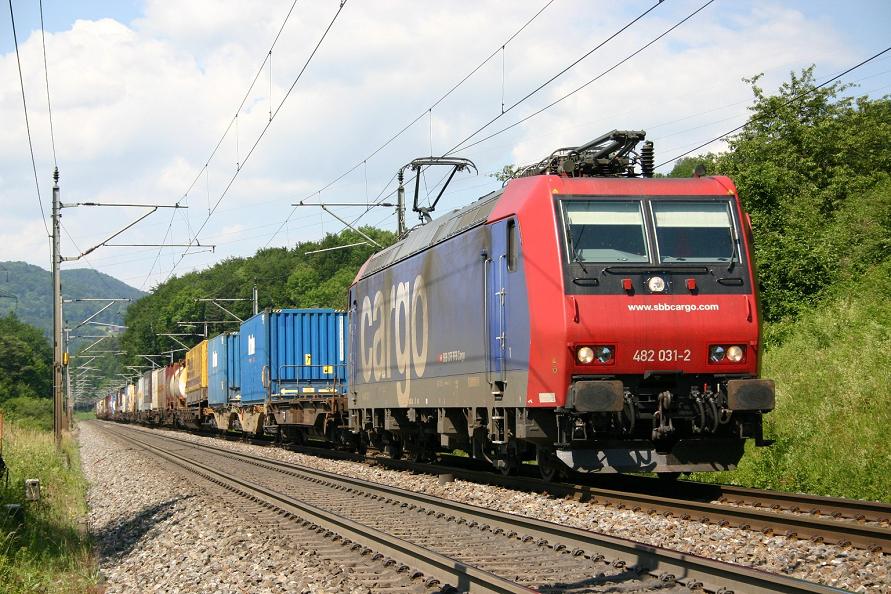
[507, 219, 519, 272]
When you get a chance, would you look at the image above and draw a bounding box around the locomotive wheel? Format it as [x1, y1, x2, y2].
[536, 447, 564, 482]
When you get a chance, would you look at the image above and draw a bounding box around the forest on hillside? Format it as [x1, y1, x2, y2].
[0, 261, 144, 339]
[667, 68, 890, 499]
[120, 227, 396, 364]
[667, 68, 890, 338]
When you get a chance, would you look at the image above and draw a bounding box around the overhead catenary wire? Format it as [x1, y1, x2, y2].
[262, 0, 557, 248]
[134, 3, 891, 284]
[163, 0, 349, 284]
[654, 45, 891, 169]
[382, 44, 890, 231]
[441, 0, 668, 157]
[141, 0, 303, 289]
[445, 0, 716, 156]
[39, 0, 57, 169]
[8, 0, 51, 239]
[346, 0, 679, 229]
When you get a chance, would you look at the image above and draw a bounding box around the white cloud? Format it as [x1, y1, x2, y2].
[0, 0, 880, 290]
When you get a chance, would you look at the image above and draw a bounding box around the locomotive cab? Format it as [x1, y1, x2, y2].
[550, 188, 774, 473]
[494, 131, 775, 475]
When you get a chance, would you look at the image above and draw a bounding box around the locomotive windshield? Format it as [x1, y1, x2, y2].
[561, 198, 738, 264]
[563, 201, 649, 262]
[652, 201, 734, 263]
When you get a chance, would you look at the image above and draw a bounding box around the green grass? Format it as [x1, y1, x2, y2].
[73, 411, 95, 423]
[0, 417, 97, 593]
[691, 261, 891, 502]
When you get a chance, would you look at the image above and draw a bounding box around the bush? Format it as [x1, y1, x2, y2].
[0, 397, 53, 431]
[692, 261, 891, 501]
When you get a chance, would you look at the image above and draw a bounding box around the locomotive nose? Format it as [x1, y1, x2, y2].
[568, 293, 759, 375]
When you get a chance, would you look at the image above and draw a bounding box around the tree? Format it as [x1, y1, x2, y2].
[490, 164, 520, 182]
[708, 67, 890, 323]
[667, 154, 718, 178]
[0, 314, 52, 401]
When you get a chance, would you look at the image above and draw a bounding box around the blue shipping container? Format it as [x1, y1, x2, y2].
[208, 332, 241, 406]
[239, 309, 348, 403]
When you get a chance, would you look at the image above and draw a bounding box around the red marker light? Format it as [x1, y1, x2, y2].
[686, 278, 697, 291]
[622, 278, 633, 292]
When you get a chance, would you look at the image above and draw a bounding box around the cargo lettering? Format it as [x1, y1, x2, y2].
[360, 274, 429, 400]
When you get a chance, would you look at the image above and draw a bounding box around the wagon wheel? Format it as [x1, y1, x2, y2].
[657, 472, 681, 481]
[498, 456, 518, 476]
[386, 440, 403, 460]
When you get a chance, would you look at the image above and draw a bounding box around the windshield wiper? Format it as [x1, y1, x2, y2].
[604, 265, 709, 274]
[565, 220, 589, 274]
[727, 225, 739, 272]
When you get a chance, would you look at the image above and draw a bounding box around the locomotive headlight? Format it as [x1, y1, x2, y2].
[647, 276, 666, 293]
[577, 346, 595, 364]
[727, 345, 745, 362]
[709, 345, 726, 362]
[594, 345, 614, 364]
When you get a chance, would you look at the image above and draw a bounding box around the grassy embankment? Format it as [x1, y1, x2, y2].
[0, 401, 96, 593]
[692, 261, 891, 502]
[73, 411, 96, 423]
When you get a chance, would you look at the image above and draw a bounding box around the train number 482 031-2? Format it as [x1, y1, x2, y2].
[632, 349, 692, 362]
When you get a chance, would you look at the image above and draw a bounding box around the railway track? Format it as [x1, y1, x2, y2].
[98, 422, 845, 593]
[134, 422, 891, 553]
[198, 426, 891, 553]
[373, 457, 891, 553]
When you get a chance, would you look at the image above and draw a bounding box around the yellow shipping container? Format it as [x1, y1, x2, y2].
[185, 340, 208, 405]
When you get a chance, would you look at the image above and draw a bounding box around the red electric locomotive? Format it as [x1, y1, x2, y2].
[348, 130, 774, 479]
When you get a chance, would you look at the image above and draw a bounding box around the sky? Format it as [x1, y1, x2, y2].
[1, 0, 889, 293]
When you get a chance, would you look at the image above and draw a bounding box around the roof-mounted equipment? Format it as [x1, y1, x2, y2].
[516, 130, 654, 178]
[398, 157, 477, 225]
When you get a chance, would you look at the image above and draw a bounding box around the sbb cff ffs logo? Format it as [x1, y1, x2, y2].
[359, 274, 429, 400]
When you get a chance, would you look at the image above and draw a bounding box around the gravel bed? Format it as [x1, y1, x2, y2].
[79, 422, 392, 593]
[132, 425, 890, 593]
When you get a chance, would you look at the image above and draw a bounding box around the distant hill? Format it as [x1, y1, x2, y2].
[0, 261, 145, 341]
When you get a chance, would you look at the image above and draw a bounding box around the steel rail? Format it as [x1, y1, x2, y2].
[100, 424, 532, 594]
[104, 422, 845, 594]
[380, 459, 891, 553]
[711, 485, 891, 523]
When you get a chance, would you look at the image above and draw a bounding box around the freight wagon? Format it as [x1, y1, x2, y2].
[238, 309, 348, 439]
[206, 332, 241, 431]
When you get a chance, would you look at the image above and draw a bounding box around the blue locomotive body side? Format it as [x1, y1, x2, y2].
[348, 200, 532, 410]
